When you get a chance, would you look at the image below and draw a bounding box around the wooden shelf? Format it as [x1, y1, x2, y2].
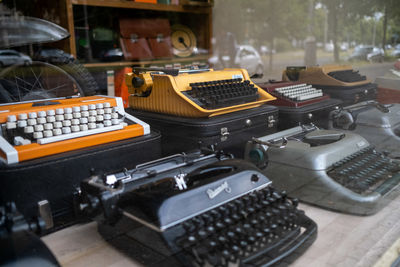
[83, 55, 209, 68]
[71, 0, 211, 14]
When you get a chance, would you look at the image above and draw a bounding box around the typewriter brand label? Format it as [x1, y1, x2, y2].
[232, 74, 244, 80]
[356, 141, 366, 148]
[207, 181, 232, 199]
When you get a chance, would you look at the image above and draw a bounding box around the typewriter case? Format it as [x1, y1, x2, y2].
[0, 131, 161, 230]
[127, 105, 278, 158]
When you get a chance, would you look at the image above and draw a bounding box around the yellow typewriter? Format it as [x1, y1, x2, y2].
[126, 68, 276, 117]
[282, 65, 377, 104]
[0, 96, 150, 164]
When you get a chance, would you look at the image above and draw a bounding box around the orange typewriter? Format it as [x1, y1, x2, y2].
[0, 96, 150, 164]
[126, 68, 276, 117]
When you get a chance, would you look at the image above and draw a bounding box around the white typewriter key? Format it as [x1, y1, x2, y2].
[33, 132, 43, 139]
[71, 125, 80, 132]
[64, 113, 73, 120]
[96, 115, 104, 121]
[96, 103, 104, 109]
[64, 107, 72, 114]
[104, 102, 111, 108]
[88, 116, 96, 123]
[88, 104, 96, 110]
[37, 111, 47, 117]
[47, 116, 56, 123]
[71, 119, 80, 125]
[89, 110, 97, 116]
[104, 120, 112, 127]
[53, 129, 62, 136]
[88, 123, 96, 129]
[55, 114, 64, 121]
[43, 123, 53, 130]
[80, 105, 88, 111]
[72, 106, 80, 112]
[47, 110, 55, 116]
[62, 127, 71, 134]
[97, 109, 105, 115]
[104, 114, 111, 120]
[62, 120, 72, 127]
[96, 123, 104, 128]
[20, 139, 31, 145]
[43, 130, 53, 137]
[24, 126, 34, 133]
[7, 115, 17, 122]
[34, 124, 44, 132]
[37, 117, 46, 124]
[122, 122, 128, 127]
[80, 117, 88, 124]
[56, 108, 64, 115]
[80, 124, 88, 131]
[27, 119, 37, 126]
[17, 120, 27, 128]
[81, 111, 89, 117]
[28, 112, 37, 119]
[104, 108, 112, 114]
[6, 122, 16, 129]
[14, 136, 24, 145]
[112, 107, 118, 113]
[18, 113, 27, 120]
[111, 118, 120, 125]
[53, 121, 62, 128]
[111, 113, 118, 119]
[73, 112, 82, 119]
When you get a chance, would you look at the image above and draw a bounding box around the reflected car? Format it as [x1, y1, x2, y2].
[209, 45, 264, 78]
[34, 48, 75, 64]
[392, 44, 400, 58]
[0, 50, 32, 67]
[348, 45, 374, 61]
[367, 47, 384, 62]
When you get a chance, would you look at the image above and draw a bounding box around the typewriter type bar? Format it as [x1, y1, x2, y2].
[126, 68, 276, 117]
[245, 125, 400, 215]
[258, 81, 330, 108]
[79, 151, 317, 267]
[0, 96, 150, 164]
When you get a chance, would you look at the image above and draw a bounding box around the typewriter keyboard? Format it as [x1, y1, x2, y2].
[166, 186, 312, 266]
[0, 96, 149, 164]
[328, 146, 400, 194]
[328, 70, 367, 83]
[273, 83, 323, 101]
[183, 79, 259, 109]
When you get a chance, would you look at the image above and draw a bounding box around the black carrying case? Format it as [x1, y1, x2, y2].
[127, 105, 278, 158]
[0, 131, 161, 229]
[277, 98, 343, 130]
[315, 83, 377, 105]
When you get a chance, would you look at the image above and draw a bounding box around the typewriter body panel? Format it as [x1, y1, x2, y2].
[245, 125, 400, 215]
[80, 151, 317, 266]
[330, 101, 400, 159]
[257, 81, 342, 130]
[0, 95, 150, 164]
[282, 65, 377, 105]
[126, 68, 276, 117]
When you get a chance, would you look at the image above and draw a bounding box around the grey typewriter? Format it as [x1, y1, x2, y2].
[245, 125, 400, 215]
[78, 150, 317, 266]
[329, 100, 400, 159]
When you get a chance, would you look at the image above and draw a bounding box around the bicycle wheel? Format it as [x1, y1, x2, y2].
[0, 61, 88, 103]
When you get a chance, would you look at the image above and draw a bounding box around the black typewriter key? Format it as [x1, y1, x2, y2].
[224, 217, 233, 225]
[201, 213, 213, 224]
[183, 221, 196, 232]
[231, 213, 241, 222]
[197, 229, 207, 239]
[215, 221, 225, 230]
[206, 225, 216, 235]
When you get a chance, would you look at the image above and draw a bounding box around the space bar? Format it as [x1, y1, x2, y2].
[37, 125, 124, 145]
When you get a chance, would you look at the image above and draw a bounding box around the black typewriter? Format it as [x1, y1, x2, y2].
[78, 151, 317, 267]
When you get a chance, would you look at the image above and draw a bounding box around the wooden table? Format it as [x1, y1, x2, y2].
[42, 195, 400, 267]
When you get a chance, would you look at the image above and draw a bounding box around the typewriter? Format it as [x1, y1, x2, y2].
[257, 81, 342, 130]
[0, 95, 150, 164]
[282, 65, 378, 105]
[79, 151, 317, 266]
[126, 68, 276, 117]
[245, 125, 400, 215]
[329, 100, 400, 159]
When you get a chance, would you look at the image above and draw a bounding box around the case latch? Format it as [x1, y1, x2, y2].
[220, 127, 229, 141]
